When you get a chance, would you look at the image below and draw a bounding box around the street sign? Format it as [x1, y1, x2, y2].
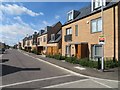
[99, 35, 105, 45]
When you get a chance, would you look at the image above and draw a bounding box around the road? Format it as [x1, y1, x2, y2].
[0, 49, 119, 89]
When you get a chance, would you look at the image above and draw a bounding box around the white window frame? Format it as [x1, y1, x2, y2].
[67, 10, 74, 21]
[75, 25, 78, 36]
[51, 34, 55, 41]
[66, 28, 72, 35]
[43, 36, 46, 42]
[91, 18, 102, 33]
[91, 0, 106, 11]
[66, 46, 69, 55]
[94, 0, 102, 9]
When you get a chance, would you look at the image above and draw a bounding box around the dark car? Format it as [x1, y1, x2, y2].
[0, 48, 5, 54]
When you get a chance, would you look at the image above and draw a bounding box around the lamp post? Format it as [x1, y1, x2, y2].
[101, 0, 104, 72]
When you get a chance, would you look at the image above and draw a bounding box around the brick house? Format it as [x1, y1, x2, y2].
[47, 21, 62, 55]
[62, 0, 120, 60]
[37, 29, 48, 54]
[37, 22, 62, 55]
[24, 35, 33, 52]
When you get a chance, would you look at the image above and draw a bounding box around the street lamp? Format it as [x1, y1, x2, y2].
[101, 0, 104, 72]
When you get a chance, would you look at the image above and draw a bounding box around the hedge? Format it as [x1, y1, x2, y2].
[46, 54, 66, 60]
[46, 54, 119, 69]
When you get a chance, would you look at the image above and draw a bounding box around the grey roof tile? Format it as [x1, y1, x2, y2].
[64, 1, 119, 25]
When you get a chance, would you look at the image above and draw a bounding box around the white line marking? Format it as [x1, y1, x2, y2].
[43, 79, 90, 88]
[0, 54, 3, 58]
[18, 50, 119, 89]
[35, 58, 81, 76]
[91, 79, 112, 88]
[0, 74, 72, 88]
[74, 66, 86, 70]
[20, 50, 119, 82]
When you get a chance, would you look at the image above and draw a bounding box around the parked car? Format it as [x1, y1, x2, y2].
[0, 48, 5, 54]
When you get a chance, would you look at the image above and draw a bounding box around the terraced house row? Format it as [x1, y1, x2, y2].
[20, 21, 62, 55]
[19, 0, 120, 61]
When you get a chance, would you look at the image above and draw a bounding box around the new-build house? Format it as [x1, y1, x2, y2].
[47, 21, 62, 55]
[37, 29, 48, 54]
[24, 35, 33, 52]
[62, 0, 120, 60]
[37, 22, 62, 55]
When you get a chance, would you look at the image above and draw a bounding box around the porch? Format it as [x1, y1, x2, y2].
[66, 42, 89, 59]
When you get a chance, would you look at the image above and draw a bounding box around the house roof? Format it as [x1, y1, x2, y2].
[51, 21, 62, 27]
[63, 1, 119, 26]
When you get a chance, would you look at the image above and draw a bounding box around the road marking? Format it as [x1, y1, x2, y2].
[91, 79, 112, 88]
[74, 66, 86, 70]
[0, 74, 72, 88]
[43, 79, 90, 88]
[35, 58, 81, 76]
[18, 50, 119, 89]
[20, 50, 119, 82]
[0, 54, 3, 58]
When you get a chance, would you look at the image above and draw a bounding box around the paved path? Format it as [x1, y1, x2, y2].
[0, 49, 119, 90]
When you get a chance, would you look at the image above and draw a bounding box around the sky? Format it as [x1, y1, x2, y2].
[0, 2, 90, 46]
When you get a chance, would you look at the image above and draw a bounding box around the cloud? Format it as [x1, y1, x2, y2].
[42, 20, 49, 25]
[0, 16, 38, 45]
[0, 4, 44, 16]
[55, 15, 60, 19]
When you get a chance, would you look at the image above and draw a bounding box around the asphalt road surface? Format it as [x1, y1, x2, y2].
[0, 49, 119, 89]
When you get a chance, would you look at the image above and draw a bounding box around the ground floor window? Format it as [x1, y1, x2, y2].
[43, 46, 47, 50]
[66, 45, 69, 55]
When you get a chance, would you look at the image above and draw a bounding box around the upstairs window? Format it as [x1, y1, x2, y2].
[41, 37, 42, 42]
[94, 0, 102, 9]
[43, 36, 46, 42]
[38, 38, 40, 45]
[75, 25, 78, 36]
[67, 10, 74, 21]
[66, 28, 72, 35]
[92, 0, 106, 11]
[51, 34, 55, 41]
[91, 18, 102, 33]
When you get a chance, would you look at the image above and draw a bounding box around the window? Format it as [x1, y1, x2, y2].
[38, 38, 40, 45]
[92, 0, 106, 11]
[51, 34, 55, 41]
[43, 36, 46, 42]
[91, 45, 102, 58]
[67, 11, 73, 21]
[94, 0, 102, 9]
[75, 25, 78, 36]
[91, 18, 102, 33]
[66, 28, 72, 35]
[66, 46, 69, 55]
[43, 46, 47, 50]
[41, 37, 42, 42]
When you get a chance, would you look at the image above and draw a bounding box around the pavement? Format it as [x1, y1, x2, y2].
[0, 49, 119, 90]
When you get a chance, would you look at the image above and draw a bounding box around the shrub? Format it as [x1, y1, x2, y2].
[60, 56, 66, 60]
[46, 54, 66, 60]
[76, 58, 98, 68]
[105, 60, 118, 69]
[31, 49, 39, 55]
[46, 54, 54, 58]
[78, 58, 89, 67]
[54, 54, 61, 60]
[46, 54, 119, 69]
[65, 57, 79, 64]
